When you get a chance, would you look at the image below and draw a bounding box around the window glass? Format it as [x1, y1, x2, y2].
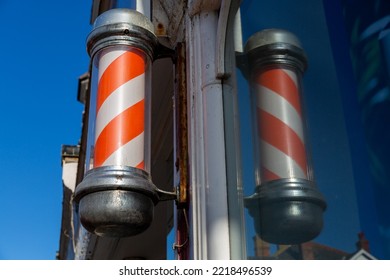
[235, 0, 390, 259]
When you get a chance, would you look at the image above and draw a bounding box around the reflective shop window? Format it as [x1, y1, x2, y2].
[235, 0, 390, 259]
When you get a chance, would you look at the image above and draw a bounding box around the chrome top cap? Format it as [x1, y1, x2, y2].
[87, 8, 157, 58]
[244, 29, 303, 53]
[93, 8, 154, 34]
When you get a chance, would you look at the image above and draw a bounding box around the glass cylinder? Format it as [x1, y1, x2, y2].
[86, 45, 152, 173]
[250, 64, 313, 187]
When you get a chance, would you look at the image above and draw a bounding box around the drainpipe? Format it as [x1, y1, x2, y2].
[186, 1, 230, 259]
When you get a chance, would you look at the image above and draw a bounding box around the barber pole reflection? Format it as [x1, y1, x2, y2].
[255, 67, 308, 183]
[243, 29, 326, 244]
[94, 47, 146, 170]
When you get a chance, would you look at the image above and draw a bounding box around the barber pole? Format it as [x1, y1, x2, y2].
[243, 29, 326, 245]
[74, 9, 172, 238]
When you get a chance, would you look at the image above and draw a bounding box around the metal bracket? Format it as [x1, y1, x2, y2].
[155, 187, 178, 201]
[154, 42, 177, 62]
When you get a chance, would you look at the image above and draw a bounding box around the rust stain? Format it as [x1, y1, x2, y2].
[175, 42, 189, 206]
[155, 22, 166, 36]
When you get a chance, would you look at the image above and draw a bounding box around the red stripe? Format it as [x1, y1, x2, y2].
[94, 100, 145, 167]
[97, 51, 145, 113]
[258, 108, 307, 173]
[136, 161, 145, 170]
[261, 167, 281, 182]
[256, 68, 302, 116]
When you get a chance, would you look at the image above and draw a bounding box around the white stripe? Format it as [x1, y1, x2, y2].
[95, 74, 145, 138]
[256, 85, 305, 142]
[98, 49, 127, 81]
[282, 68, 298, 86]
[260, 140, 307, 179]
[102, 132, 144, 167]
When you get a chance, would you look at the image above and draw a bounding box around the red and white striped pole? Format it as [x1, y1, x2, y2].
[94, 47, 147, 170]
[243, 29, 326, 245]
[255, 67, 308, 183]
[74, 9, 168, 238]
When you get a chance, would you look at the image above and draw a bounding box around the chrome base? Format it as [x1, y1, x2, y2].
[74, 166, 160, 238]
[78, 189, 154, 237]
[245, 178, 326, 245]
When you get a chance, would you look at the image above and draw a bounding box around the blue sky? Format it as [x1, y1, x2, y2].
[0, 1, 91, 259]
